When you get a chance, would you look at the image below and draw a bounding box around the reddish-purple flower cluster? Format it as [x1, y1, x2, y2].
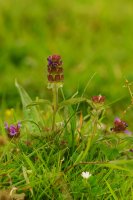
[110, 117, 129, 133]
[5, 122, 21, 138]
[92, 95, 105, 104]
[47, 55, 64, 82]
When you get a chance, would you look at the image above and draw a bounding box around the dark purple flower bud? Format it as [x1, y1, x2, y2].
[60, 75, 64, 81]
[48, 75, 54, 82]
[111, 117, 128, 133]
[47, 55, 62, 67]
[57, 67, 63, 74]
[92, 95, 105, 104]
[47, 55, 64, 83]
[55, 75, 60, 81]
[5, 122, 21, 138]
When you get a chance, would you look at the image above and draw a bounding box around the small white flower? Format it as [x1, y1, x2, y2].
[81, 171, 91, 179]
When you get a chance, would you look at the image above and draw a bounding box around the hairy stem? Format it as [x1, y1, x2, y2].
[52, 83, 58, 132]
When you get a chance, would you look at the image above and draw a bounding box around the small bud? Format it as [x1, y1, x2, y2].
[48, 74, 54, 82]
[55, 75, 60, 82]
[92, 95, 105, 104]
[111, 117, 129, 133]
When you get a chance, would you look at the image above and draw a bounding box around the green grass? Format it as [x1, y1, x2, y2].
[0, 0, 133, 199]
[0, 0, 133, 107]
[0, 80, 133, 199]
[1, 134, 133, 199]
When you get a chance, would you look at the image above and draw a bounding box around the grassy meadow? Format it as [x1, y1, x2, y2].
[0, 0, 133, 199]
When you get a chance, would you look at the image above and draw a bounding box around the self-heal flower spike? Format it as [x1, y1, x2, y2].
[47, 55, 64, 83]
[47, 55, 62, 68]
[5, 122, 21, 138]
[81, 171, 92, 179]
[111, 117, 129, 133]
[92, 95, 105, 104]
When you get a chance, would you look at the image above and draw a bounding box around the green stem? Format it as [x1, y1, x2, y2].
[81, 112, 98, 161]
[64, 161, 107, 173]
[52, 83, 58, 132]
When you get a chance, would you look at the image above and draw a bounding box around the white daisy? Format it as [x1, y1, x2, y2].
[81, 171, 92, 179]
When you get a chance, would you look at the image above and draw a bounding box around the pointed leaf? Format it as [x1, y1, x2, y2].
[15, 81, 44, 134]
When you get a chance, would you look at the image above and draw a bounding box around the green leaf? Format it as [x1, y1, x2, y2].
[68, 106, 76, 153]
[59, 97, 87, 110]
[109, 159, 133, 170]
[15, 80, 33, 107]
[15, 80, 44, 134]
[101, 160, 133, 173]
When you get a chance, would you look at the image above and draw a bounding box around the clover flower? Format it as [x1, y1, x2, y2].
[92, 95, 105, 104]
[47, 55, 64, 83]
[5, 122, 21, 138]
[81, 171, 92, 179]
[110, 117, 130, 134]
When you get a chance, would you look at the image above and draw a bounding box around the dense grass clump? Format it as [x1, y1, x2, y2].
[0, 55, 133, 199]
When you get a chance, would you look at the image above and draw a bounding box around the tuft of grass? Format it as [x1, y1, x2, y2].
[1, 70, 133, 199]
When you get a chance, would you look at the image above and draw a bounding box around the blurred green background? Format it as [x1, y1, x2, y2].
[0, 0, 133, 115]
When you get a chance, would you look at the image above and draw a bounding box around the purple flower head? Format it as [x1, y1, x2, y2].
[47, 55, 64, 83]
[5, 122, 21, 138]
[92, 95, 105, 104]
[111, 117, 129, 133]
[47, 55, 62, 68]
